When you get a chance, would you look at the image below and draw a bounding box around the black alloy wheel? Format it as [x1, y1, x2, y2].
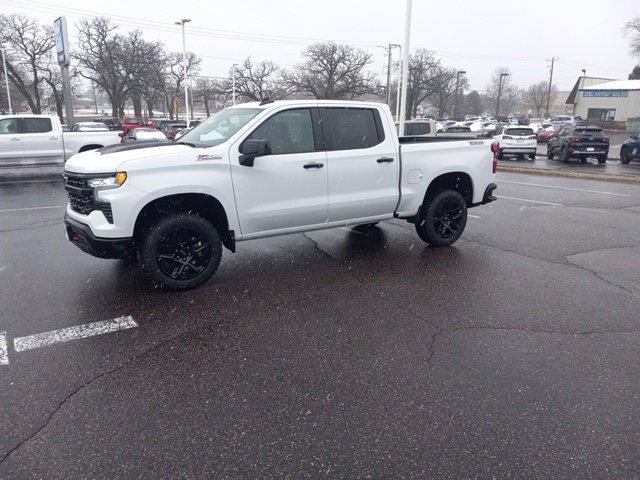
[432, 198, 465, 240]
[156, 227, 212, 281]
[415, 189, 468, 247]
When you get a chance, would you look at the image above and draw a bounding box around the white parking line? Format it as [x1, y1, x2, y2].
[13, 315, 138, 352]
[0, 205, 66, 213]
[496, 195, 563, 207]
[468, 214, 481, 218]
[0, 332, 8, 365]
[496, 180, 630, 197]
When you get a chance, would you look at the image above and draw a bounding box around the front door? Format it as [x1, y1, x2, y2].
[230, 107, 328, 236]
[0, 117, 24, 166]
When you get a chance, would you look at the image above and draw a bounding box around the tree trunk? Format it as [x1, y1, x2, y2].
[132, 94, 143, 118]
[203, 96, 210, 117]
[146, 99, 154, 118]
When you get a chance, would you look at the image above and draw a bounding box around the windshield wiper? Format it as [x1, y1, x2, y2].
[175, 141, 197, 148]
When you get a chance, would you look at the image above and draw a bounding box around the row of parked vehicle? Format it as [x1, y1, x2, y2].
[66, 117, 201, 143]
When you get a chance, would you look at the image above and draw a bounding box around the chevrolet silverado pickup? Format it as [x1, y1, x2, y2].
[63, 100, 497, 290]
[0, 114, 120, 166]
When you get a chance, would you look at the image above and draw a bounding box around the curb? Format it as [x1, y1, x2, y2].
[498, 165, 640, 184]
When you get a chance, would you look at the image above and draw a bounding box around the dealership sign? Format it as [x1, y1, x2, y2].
[583, 90, 628, 98]
[54, 17, 70, 67]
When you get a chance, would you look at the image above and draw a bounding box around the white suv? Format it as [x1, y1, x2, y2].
[493, 126, 537, 160]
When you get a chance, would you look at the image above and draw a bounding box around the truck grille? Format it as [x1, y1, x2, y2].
[63, 173, 114, 223]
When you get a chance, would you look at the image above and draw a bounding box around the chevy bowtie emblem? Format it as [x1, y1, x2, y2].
[196, 154, 222, 161]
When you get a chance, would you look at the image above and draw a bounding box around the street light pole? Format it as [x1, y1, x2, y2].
[496, 72, 509, 118]
[398, 0, 412, 136]
[452, 70, 466, 120]
[2, 48, 13, 114]
[175, 19, 192, 127]
[395, 45, 402, 121]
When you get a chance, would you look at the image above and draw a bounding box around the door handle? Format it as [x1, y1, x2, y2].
[377, 157, 394, 163]
[303, 162, 324, 169]
[10, 137, 21, 141]
[49, 137, 59, 140]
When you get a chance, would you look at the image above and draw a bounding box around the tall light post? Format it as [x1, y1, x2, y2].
[231, 63, 238, 105]
[398, 0, 412, 136]
[175, 18, 192, 127]
[394, 44, 402, 121]
[496, 72, 509, 118]
[452, 70, 466, 120]
[1, 48, 12, 114]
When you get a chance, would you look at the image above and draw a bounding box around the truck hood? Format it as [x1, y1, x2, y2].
[64, 142, 200, 174]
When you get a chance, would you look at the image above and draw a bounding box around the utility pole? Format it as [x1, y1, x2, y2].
[1, 48, 12, 114]
[545, 56, 556, 118]
[496, 72, 509, 118]
[379, 43, 401, 108]
[452, 70, 466, 119]
[398, 0, 412, 136]
[232, 64, 238, 105]
[175, 19, 192, 127]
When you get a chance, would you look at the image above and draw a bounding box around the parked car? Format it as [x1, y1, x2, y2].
[436, 120, 456, 133]
[63, 100, 497, 290]
[537, 124, 565, 143]
[121, 116, 147, 136]
[620, 134, 640, 164]
[0, 114, 120, 166]
[442, 125, 472, 134]
[493, 125, 537, 160]
[547, 125, 609, 164]
[395, 119, 437, 137]
[165, 124, 188, 140]
[68, 122, 109, 132]
[120, 127, 169, 143]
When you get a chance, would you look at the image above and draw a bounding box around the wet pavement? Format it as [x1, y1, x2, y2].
[1, 174, 640, 478]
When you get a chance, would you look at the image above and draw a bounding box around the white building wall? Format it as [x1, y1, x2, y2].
[575, 90, 640, 121]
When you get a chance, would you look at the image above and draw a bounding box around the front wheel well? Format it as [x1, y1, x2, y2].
[423, 172, 474, 207]
[133, 193, 234, 252]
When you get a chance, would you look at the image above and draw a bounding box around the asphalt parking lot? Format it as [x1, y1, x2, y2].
[1, 173, 640, 478]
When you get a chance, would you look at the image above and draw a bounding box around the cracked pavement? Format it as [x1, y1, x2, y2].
[1, 172, 640, 479]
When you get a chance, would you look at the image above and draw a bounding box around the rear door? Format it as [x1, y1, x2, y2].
[0, 117, 24, 165]
[320, 106, 399, 222]
[230, 107, 328, 236]
[19, 117, 64, 164]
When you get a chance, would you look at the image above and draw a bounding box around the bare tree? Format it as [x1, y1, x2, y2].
[429, 66, 467, 119]
[624, 16, 640, 58]
[0, 14, 55, 114]
[285, 42, 378, 99]
[463, 90, 483, 116]
[630, 65, 640, 80]
[232, 58, 287, 102]
[195, 77, 226, 116]
[522, 81, 557, 118]
[403, 49, 442, 119]
[484, 67, 520, 117]
[166, 51, 201, 120]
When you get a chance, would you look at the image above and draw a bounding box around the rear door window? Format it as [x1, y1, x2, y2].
[22, 117, 53, 134]
[320, 108, 383, 151]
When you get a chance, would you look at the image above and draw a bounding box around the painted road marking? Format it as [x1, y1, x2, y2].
[0, 205, 66, 213]
[13, 315, 138, 353]
[497, 180, 630, 197]
[496, 195, 563, 207]
[468, 214, 481, 219]
[0, 332, 8, 365]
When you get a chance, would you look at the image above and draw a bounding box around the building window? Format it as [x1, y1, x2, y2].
[586, 108, 616, 121]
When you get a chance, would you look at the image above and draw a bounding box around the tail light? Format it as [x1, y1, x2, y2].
[491, 141, 499, 174]
[503, 135, 513, 139]
[490, 142, 500, 154]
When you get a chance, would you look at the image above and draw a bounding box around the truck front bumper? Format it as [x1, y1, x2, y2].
[65, 214, 133, 259]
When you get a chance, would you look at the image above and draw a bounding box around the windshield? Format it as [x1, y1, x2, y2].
[180, 108, 263, 148]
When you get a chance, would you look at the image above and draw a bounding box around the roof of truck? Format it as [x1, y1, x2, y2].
[236, 99, 388, 109]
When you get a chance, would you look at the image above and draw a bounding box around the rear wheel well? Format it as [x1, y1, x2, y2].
[133, 193, 234, 252]
[78, 144, 103, 153]
[424, 172, 474, 207]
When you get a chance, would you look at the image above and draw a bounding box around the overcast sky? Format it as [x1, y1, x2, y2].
[2, 0, 638, 93]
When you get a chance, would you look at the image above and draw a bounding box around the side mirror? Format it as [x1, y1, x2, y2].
[239, 139, 271, 167]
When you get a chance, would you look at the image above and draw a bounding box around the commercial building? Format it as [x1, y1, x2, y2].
[566, 77, 640, 129]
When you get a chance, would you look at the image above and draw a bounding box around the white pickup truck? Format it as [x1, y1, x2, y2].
[0, 114, 120, 166]
[63, 100, 497, 290]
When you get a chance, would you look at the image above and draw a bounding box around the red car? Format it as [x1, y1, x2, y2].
[537, 124, 566, 144]
[121, 116, 147, 136]
[165, 124, 188, 140]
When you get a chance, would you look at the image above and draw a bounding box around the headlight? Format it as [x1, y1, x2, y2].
[88, 172, 127, 189]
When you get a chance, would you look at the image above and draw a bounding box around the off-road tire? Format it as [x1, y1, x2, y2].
[415, 190, 467, 247]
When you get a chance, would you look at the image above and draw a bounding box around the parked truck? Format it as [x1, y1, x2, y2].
[0, 114, 120, 166]
[63, 100, 497, 290]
